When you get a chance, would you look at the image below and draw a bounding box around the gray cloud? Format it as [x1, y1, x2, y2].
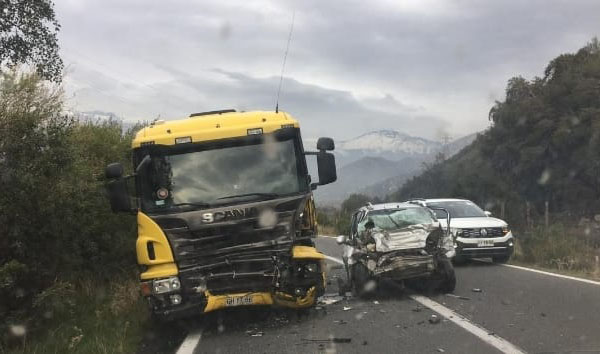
[56, 0, 600, 139]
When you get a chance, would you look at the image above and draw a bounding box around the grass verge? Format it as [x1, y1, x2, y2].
[4, 275, 149, 354]
[511, 224, 600, 281]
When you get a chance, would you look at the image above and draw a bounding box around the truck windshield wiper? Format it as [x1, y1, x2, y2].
[217, 193, 278, 201]
[171, 202, 212, 210]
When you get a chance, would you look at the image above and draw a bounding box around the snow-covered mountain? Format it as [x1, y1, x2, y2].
[338, 130, 440, 156]
[312, 130, 478, 205]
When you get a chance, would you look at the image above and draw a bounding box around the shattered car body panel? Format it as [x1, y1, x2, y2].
[340, 203, 456, 293]
[372, 224, 435, 252]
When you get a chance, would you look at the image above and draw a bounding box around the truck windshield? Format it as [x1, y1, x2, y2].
[136, 134, 308, 212]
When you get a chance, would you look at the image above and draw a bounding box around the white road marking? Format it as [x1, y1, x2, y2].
[410, 295, 526, 354]
[501, 263, 600, 286]
[176, 329, 203, 354]
[323, 254, 526, 354]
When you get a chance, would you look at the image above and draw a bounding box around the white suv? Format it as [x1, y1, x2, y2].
[408, 198, 514, 263]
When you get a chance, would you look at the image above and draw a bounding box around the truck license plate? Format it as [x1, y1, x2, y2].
[225, 295, 253, 307]
[477, 239, 494, 247]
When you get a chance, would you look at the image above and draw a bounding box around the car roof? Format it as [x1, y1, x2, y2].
[406, 198, 471, 203]
[357, 202, 422, 212]
[422, 198, 470, 203]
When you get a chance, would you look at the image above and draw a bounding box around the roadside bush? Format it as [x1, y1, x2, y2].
[0, 71, 139, 348]
[513, 224, 600, 274]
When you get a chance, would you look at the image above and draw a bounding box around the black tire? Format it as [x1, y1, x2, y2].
[492, 254, 511, 263]
[351, 263, 377, 298]
[451, 255, 468, 265]
[437, 258, 456, 293]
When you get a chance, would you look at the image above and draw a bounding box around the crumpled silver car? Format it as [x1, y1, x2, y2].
[336, 202, 456, 296]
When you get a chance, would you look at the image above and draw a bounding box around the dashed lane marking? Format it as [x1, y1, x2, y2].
[324, 254, 526, 354]
[176, 329, 203, 354]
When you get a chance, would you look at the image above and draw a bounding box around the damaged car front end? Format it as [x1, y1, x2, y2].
[338, 203, 456, 296]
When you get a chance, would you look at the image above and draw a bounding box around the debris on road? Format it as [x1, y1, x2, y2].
[412, 306, 423, 312]
[245, 330, 264, 337]
[343, 306, 352, 311]
[318, 294, 344, 306]
[429, 314, 441, 324]
[362, 340, 368, 345]
[437, 348, 445, 353]
[373, 300, 380, 305]
[334, 319, 348, 325]
[446, 294, 471, 300]
[302, 338, 352, 343]
[472, 288, 483, 293]
[540, 312, 547, 317]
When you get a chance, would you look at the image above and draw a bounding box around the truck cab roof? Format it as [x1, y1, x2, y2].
[132, 110, 299, 148]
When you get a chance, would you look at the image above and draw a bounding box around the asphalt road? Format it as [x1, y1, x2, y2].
[139, 236, 600, 354]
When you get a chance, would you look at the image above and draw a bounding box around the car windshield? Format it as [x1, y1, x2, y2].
[428, 201, 487, 219]
[358, 208, 434, 233]
[136, 134, 307, 212]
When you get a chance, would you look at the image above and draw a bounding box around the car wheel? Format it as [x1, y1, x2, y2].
[437, 258, 456, 293]
[351, 263, 377, 298]
[452, 255, 468, 265]
[492, 254, 511, 263]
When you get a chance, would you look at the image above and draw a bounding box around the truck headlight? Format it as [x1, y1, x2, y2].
[152, 277, 181, 294]
[304, 263, 319, 273]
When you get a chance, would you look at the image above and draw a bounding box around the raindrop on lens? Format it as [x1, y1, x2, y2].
[258, 208, 277, 228]
[10, 325, 26, 337]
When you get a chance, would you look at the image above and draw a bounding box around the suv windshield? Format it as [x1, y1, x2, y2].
[136, 134, 308, 212]
[358, 207, 434, 233]
[427, 201, 487, 219]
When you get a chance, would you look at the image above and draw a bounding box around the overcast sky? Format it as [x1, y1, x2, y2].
[55, 0, 600, 141]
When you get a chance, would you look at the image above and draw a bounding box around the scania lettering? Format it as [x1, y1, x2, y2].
[104, 110, 337, 320]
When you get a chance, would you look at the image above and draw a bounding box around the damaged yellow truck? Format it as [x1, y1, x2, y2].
[105, 110, 337, 320]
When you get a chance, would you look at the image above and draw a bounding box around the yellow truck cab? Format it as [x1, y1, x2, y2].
[105, 109, 336, 320]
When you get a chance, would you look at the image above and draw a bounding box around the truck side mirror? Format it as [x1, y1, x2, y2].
[315, 152, 337, 187]
[105, 162, 133, 213]
[484, 211, 492, 217]
[105, 162, 124, 179]
[106, 179, 132, 213]
[317, 137, 335, 151]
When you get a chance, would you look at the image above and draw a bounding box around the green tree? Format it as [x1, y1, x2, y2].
[0, 0, 63, 82]
[390, 38, 600, 223]
[0, 72, 137, 342]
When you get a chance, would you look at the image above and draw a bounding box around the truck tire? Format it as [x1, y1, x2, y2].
[437, 258, 456, 293]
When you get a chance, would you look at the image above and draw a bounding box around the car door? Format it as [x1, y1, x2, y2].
[343, 210, 363, 266]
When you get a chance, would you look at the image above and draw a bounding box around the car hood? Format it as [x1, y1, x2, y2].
[372, 224, 436, 252]
[439, 217, 507, 229]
